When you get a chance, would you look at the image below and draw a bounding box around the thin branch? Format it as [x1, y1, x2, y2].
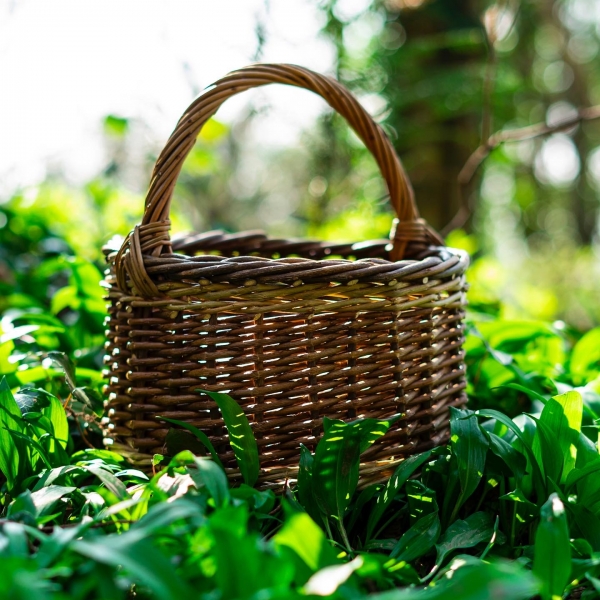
[458, 105, 600, 187]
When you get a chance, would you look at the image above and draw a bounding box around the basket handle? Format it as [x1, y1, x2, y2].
[116, 63, 443, 294]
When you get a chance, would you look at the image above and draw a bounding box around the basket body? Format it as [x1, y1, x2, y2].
[103, 232, 468, 487]
[102, 63, 470, 487]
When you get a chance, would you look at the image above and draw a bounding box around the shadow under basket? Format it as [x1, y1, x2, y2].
[101, 63, 469, 489]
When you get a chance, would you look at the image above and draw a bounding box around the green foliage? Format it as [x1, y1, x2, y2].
[0, 355, 600, 598]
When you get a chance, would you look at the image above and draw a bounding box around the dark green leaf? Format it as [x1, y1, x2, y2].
[84, 465, 129, 500]
[30, 485, 75, 517]
[485, 430, 526, 481]
[390, 511, 441, 562]
[475, 409, 545, 501]
[159, 416, 224, 468]
[449, 408, 489, 518]
[366, 450, 432, 542]
[312, 418, 392, 523]
[297, 444, 322, 525]
[533, 494, 572, 600]
[201, 390, 259, 487]
[187, 456, 229, 507]
[435, 512, 495, 568]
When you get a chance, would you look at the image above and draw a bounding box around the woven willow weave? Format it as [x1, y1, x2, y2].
[102, 64, 469, 488]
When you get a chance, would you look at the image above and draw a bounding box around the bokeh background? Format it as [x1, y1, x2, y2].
[2, 0, 600, 332]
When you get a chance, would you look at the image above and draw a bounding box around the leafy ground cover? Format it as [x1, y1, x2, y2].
[1, 252, 600, 599]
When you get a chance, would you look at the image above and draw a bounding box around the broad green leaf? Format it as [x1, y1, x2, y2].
[201, 390, 259, 487]
[347, 484, 378, 534]
[531, 416, 566, 484]
[372, 558, 539, 599]
[297, 444, 322, 525]
[44, 395, 69, 450]
[0, 340, 16, 376]
[533, 494, 571, 600]
[434, 512, 495, 568]
[127, 499, 205, 541]
[0, 378, 28, 490]
[390, 511, 441, 562]
[568, 503, 600, 551]
[499, 488, 537, 511]
[304, 557, 363, 597]
[449, 408, 489, 518]
[159, 416, 224, 468]
[533, 392, 582, 483]
[187, 456, 230, 507]
[230, 484, 274, 512]
[13, 386, 51, 414]
[570, 328, 600, 385]
[565, 459, 600, 492]
[475, 409, 546, 501]
[485, 430, 526, 481]
[84, 465, 129, 500]
[74, 537, 193, 600]
[209, 504, 294, 598]
[313, 418, 392, 524]
[274, 511, 337, 572]
[366, 450, 432, 542]
[30, 485, 75, 517]
[406, 480, 438, 523]
[313, 420, 362, 523]
[7, 490, 36, 520]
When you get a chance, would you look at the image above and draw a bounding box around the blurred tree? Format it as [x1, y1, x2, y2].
[313, 0, 600, 246]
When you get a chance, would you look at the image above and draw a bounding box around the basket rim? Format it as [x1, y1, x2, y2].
[104, 230, 469, 287]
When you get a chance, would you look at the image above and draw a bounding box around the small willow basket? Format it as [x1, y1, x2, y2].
[102, 63, 469, 488]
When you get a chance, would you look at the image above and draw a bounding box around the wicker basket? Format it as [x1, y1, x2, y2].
[102, 63, 469, 488]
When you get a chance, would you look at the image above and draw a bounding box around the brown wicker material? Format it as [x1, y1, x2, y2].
[102, 63, 469, 488]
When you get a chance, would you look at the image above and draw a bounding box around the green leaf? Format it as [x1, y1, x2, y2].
[372, 558, 539, 600]
[313, 418, 392, 523]
[448, 408, 489, 519]
[390, 511, 441, 562]
[187, 456, 229, 507]
[0, 378, 28, 490]
[313, 420, 362, 523]
[485, 431, 526, 481]
[570, 328, 600, 385]
[274, 511, 338, 572]
[43, 394, 69, 451]
[297, 444, 322, 525]
[200, 390, 259, 487]
[499, 488, 537, 511]
[84, 465, 129, 500]
[565, 458, 600, 492]
[475, 409, 546, 501]
[74, 537, 192, 600]
[13, 386, 51, 414]
[30, 485, 75, 517]
[304, 557, 363, 597]
[434, 512, 495, 569]
[159, 416, 224, 469]
[209, 504, 294, 598]
[366, 450, 432, 542]
[533, 392, 582, 484]
[533, 494, 571, 600]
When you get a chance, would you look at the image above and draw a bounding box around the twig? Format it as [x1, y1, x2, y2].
[458, 105, 600, 188]
[445, 104, 600, 234]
